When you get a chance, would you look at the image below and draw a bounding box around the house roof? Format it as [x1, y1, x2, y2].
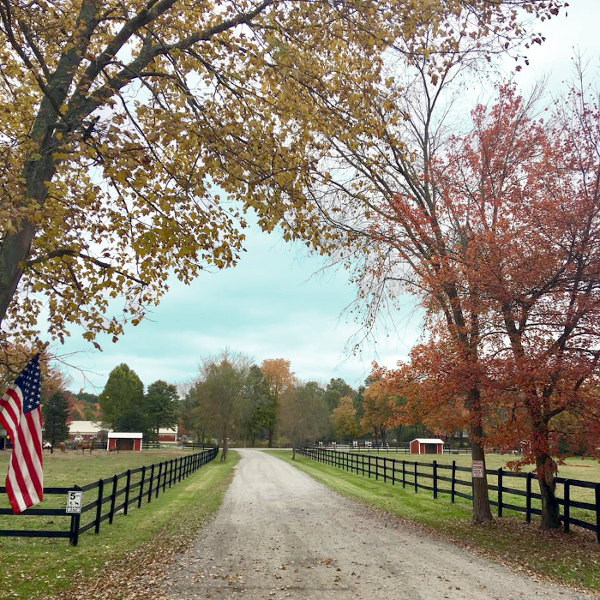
[68, 420, 103, 433]
[68, 421, 177, 435]
[411, 438, 445, 444]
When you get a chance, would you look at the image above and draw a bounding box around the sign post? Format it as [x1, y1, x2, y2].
[67, 490, 82, 546]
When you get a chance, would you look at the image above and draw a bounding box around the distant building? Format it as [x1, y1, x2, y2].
[68, 420, 104, 440]
[68, 421, 178, 442]
[410, 438, 444, 455]
[107, 432, 143, 452]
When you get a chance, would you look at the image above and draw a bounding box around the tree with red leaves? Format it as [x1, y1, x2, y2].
[380, 78, 600, 529]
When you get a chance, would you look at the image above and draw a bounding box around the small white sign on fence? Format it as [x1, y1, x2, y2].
[472, 460, 485, 478]
[66, 490, 82, 514]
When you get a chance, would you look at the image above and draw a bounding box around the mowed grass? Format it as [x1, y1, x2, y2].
[342, 450, 600, 524]
[0, 449, 238, 599]
[270, 449, 600, 592]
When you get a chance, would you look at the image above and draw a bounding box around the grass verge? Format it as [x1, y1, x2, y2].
[0, 451, 238, 600]
[270, 449, 600, 593]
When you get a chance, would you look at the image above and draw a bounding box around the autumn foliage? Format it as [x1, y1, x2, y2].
[376, 80, 600, 528]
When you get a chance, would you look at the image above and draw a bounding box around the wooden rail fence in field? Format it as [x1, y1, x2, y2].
[0, 447, 218, 545]
[300, 446, 600, 542]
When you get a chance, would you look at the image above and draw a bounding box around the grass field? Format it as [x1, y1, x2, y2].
[271, 449, 600, 592]
[353, 451, 600, 518]
[0, 449, 238, 600]
[346, 450, 600, 481]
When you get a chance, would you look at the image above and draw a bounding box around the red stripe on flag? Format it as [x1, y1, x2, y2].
[0, 383, 43, 513]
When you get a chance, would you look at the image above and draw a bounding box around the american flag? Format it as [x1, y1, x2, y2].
[0, 354, 43, 513]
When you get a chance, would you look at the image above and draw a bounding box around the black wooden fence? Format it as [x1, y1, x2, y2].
[0, 447, 218, 545]
[300, 446, 600, 542]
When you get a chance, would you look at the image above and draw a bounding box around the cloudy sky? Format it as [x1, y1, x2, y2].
[54, 1, 600, 395]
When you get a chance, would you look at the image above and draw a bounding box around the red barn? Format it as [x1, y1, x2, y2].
[107, 432, 143, 451]
[410, 438, 444, 455]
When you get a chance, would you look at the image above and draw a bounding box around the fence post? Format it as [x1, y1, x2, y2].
[563, 480, 570, 533]
[123, 470, 132, 515]
[94, 479, 104, 534]
[433, 460, 438, 499]
[375, 456, 379, 481]
[391, 459, 396, 485]
[138, 466, 146, 509]
[156, 462, 163, 499]
[108, 475, 118, 524]
[402, 460, 406, 488]
[162, 461, 168, 493]
[451, 461, 456, 503]
[526, 473, 532, 523]
[368, 454, 372, 478]
[497, 468, 503, 517]
[147, 464, 155, 503]
[414, 462, 418, 493]
[69, 484, 81, 546]
[595, 484, 600, 544]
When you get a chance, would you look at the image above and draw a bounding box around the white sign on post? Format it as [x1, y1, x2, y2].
[66, 490, 83, 514]
[472, 460, 485, 478]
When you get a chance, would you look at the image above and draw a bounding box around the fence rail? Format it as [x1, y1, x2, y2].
[0, 448, 218, 545]
[300, 446, 600, 542]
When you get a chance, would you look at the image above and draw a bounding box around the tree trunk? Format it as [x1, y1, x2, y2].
[536, 453, 561, 529]
[292, 445, 296, 460]
[268, 428, 274, 448]
[470, 434, 493, 523]
[468, 387, 493, 523]
[220, 425, 228, 461]
[0, 223, 36, 325]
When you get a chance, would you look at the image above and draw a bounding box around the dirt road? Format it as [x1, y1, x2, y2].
[159, 449, 597, 599]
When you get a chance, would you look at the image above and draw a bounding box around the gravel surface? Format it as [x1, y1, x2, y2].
[158, 449, 598, 600]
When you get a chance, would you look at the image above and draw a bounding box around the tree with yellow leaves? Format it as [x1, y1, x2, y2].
[0, 0, 561, 353]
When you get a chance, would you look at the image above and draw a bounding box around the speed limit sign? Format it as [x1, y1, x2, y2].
[66, 490, 82, 514]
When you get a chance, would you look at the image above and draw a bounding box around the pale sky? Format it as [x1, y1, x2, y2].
[53, 1, 600, 395]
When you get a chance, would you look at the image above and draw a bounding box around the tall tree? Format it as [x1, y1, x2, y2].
[99, 363, 145, 432]
[374, 77, 600, 529]
[330, 395, 362, 440]
[260, 358, 294, 447]
[195, 349, 251, 460]
[360, 380, 395, 446]
[42, 390, 69, 450]
[324, 378, 356, 412]
[298, 7, 564, 521]
[0, 0, 452, 350]
[145, 380, 178, 442]
[429, 81, 600, 528]
[240, 365, 276, 447]
[0, 0, 560, 353]
[279, 380, 329, 459]
[179, 386, 207, 444]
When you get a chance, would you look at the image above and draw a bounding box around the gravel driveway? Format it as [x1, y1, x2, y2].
[158, 449, 598, 599]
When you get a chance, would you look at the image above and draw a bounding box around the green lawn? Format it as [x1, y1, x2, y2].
[0, 449, 238, 599]
[271, 449, 600, 592]
[339, 450, 600, 524]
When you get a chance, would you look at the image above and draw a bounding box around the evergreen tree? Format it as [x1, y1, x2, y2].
[145, 380, 179, 441]
[99, 364, 145, 432]
[42, 391, 69, 449]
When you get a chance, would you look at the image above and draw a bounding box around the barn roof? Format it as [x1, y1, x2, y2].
[108, 432, 143, 439]
[69, 420, 103, 433]
[411, 438, 444, 444]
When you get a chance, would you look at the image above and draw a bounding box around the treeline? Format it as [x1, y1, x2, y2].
[40, 351, 451, 455]
[179, 349, 448, 460]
